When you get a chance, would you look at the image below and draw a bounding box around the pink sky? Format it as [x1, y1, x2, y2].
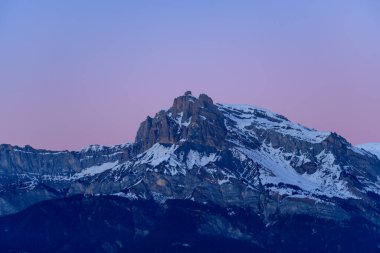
[0, 1, 379, 150]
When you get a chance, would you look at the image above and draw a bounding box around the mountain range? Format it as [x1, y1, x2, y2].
[0, 91, 379, 252]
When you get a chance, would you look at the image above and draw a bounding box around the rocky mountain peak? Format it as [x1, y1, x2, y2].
[135, 92, 227, 152]
[0, 144, 12, 151]
[170, 91, 214, 113]
[1, 92, 380, 252]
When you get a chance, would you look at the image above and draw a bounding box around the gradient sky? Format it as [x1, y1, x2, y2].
[0, 0, 379, 150]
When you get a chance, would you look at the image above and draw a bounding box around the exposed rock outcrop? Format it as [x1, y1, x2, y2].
[135, 92, 227, 152]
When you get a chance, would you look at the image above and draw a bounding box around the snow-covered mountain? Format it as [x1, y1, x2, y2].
[357, 143, 380, 159]
[0, 92, 379, 252]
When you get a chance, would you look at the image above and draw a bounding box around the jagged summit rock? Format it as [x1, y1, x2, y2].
[135, 92, 227, 152]
[184, 90, 193, 96]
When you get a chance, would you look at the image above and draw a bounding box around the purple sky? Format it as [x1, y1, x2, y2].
[0, 1, 379, 150]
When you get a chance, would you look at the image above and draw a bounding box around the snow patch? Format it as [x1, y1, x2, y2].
[113, 192, 139, 200]
[136, 144, 218, 174]
[73, 161, 118, 178]
[236, 144, 357, 199]
[186, 150, 218, 169]
[80, 144, 106, 153]
[218, 104, 330, 143]
[137, 144, 179, 167]
[356, 143, 380, 159]
[79, 143, 131, 153]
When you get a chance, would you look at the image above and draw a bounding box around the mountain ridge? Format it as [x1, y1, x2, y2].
[0, 92, 380, 251]
[357, 143, 380, 159]
[1, 92, 379, 211]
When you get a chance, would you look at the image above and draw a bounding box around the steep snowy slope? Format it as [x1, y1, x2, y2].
[218, 104, 357, 199]
[218, 104, 331, 143]
[357, 143, 380, 159]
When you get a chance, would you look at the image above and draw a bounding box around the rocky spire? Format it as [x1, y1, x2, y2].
[135, 92, 227, 152]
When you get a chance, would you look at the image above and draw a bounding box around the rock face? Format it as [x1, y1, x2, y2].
[0, 92, 380, 251]
[0, 143, 134, 215]
[135, 92, 227, 152]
